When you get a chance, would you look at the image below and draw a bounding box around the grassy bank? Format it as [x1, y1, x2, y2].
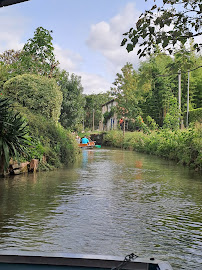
[103, 124, 202, 171]
[18, 106, 80, 170]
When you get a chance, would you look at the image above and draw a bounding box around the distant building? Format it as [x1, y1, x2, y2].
[100, 99, 118, 131]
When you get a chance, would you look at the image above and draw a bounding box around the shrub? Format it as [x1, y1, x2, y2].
[3, 74, 63, 123]
[103, 127, 202, 171]
[146, 115, 158, 130]
[15, 105, 79, 168]
[163, 113, 179, 130]
[184, 108, 202, 126]
[0, 97, 31, 176]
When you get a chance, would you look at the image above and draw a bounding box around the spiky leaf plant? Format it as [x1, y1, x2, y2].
[0, 97, 31, 176]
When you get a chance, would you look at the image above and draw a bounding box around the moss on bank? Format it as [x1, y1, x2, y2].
[103, 124, 202, 171]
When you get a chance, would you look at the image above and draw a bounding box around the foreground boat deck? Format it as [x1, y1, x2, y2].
[0, 251, 173, 270]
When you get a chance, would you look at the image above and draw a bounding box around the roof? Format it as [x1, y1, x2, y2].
[102, 99, 116, 107]
[0, 0, 29, 7]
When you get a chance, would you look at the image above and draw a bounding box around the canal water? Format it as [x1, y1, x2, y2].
[0, 148, 201, 270]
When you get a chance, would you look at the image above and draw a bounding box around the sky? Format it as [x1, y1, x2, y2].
[0, 0, 155, 95]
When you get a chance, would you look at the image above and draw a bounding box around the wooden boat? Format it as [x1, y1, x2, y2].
[0, 251, 173, 270]
[79, 141, 95, 148]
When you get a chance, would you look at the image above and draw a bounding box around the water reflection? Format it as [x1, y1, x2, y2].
[0, 148, 201, 270]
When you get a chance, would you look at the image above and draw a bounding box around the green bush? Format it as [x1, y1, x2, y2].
[146, 115, 159, 130]
[3, 74, 63, 123]
[15, 105, 79, 168]
[163, 113, 179, 130]
[184, 108, 202, 125]
[0, 97, 31, 175]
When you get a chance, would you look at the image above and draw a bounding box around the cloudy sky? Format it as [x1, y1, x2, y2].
[0, 0, 153, 94]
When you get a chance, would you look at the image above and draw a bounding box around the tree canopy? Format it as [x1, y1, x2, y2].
[111, 63, 142, 119]
[59, 71, 85, 129]
[121, 0, 202, 57]
[21, 27, 59, 77]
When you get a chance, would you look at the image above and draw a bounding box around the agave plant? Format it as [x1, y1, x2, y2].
[0, 97, 31, 176]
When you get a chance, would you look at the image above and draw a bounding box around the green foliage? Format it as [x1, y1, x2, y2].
[0, 27, 82, 173]
[84, 92, 111, 129]
[21, 27, 59, 77]
[146, 115, 158, 130]
[103, 107, 115, 125]
[135, 115, 150, 134]
[0, 27, 60, 79]
[122, 0, 201, 57]
[0, 97, 31, 175]
[3, 74, 63, 123]
[59, 71, 85, 129]
[0, 50, 23, 81]
[184, 108, 202, 124]
[163, 113, 179, 130]
[111, 62, 142, 120]
[163, 96, 179, 130]
[139, 54, 175, 126]
[104, 130, 124, 148]
[16, 106, 79, 167]
[104, 126, 202, 171]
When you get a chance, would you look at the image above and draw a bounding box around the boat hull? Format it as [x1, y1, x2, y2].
[79, 141, 95, 148]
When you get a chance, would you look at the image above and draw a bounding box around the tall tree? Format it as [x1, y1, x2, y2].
[138, 54, 177, 126]
[166, 46, 202, 111]
[122, 0, 201, 57]
[111, 63, 142, 120]
[21, 27, 59, 77]
[59, 71, 85, 129]
[0, 27, 60, 80]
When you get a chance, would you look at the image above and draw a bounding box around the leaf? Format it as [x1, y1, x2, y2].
[151, 4, 157, 10]
[121, 38, 127, 46]
[162, 39, 169, 48]
[126, 44, 134, 52]
[149, 27, 155, 34]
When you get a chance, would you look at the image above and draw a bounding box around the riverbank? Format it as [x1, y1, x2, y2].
[103, 124, 202, 171]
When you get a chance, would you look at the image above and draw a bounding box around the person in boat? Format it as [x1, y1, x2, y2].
[81, 135, 89, 144]
[88, 135, 92, 142]
[75, 135, 81, 144]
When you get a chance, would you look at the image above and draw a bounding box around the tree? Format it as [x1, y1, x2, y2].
[0, 50, 23, 90]
[84, 92, 111, 129]
[3, 74, 63, 123]
[139, 54, 177, 126]
[0, 97, 31, 176]
[166, 46, 202, 111]
[121, 0, 201, 57]
[111, 63, 142, 120]
[20, 27, 59, 77]
[59, 71, 85, 129]
[0, 27, 60, 82]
